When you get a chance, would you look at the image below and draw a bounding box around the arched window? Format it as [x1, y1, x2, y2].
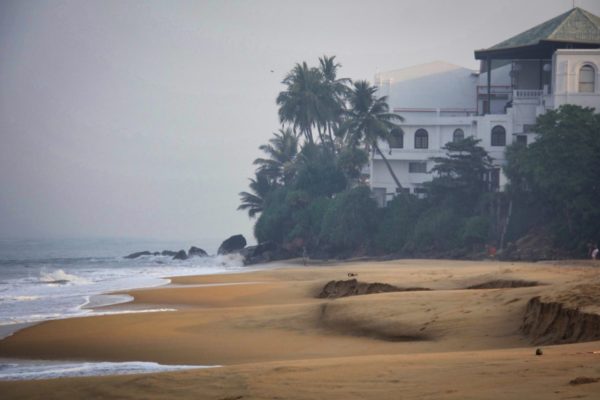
[579, 65, 595, 93]
[491, 125, 506, 146]
[453, 128, 465, 142]
[388, 128, 404, 149]
[414, 129, 429, 149]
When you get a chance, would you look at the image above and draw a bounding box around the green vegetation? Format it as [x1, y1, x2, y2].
[240, 57, 600, 260]
[504, 105, 600, 253]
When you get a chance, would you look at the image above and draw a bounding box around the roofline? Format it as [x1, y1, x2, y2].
[474, 40, 600, 59]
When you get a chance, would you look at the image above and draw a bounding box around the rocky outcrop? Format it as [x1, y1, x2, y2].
[188, 246, 208, 257]
[161, 250, 178, 257]
[173, 250, 188, 260]
[241, 241, 292, 265]
[217, 235, 247, 255]
[521, 296, 600, 345]
[124, 251, 152, 259]
[318, 279, 430, 299]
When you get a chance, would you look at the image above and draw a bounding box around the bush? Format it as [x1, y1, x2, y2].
[407, 207, 463, 253]
[461, 216, 490, 248]
[374, 194, 423, 253]
[319, 186, 379, 252]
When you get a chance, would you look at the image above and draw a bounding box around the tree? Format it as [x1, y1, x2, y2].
[427, 137, 493, 208]
[253, 128, 299, 185]
[318, 55, 351, 146]
[276, 62, 326, 144]
[341, 80, 404, 191]
[503, 105, 600, 248]
[237, 173, 277, 218]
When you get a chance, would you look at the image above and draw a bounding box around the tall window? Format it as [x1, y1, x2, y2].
[453, 128, 465, 142]
[388, 128, 404, 149]
[414, 129, 429, 149]
[491, 125, 506, 146]
[579, 65, 595, 93]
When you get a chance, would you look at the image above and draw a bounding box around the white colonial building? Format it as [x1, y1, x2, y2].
[370, 7, 600, 206]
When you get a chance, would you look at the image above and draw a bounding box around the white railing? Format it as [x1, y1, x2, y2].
[514, 89, 543, 99]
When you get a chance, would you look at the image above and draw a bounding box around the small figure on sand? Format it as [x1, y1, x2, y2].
[592, 244, 599, 261]
[302, 246, 308, 266]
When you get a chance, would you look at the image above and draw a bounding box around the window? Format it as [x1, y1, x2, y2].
[523, 124, 535, 133]
[516, 135, 527, 145]
[409, 161, 427, 173]
[413, 187, 428, 194]
[388, 128, 404, 149]
[453, 128, 465, 142]
[414, 129, 429, 149]
[579, 65, 595, 93]
[491, 125, 506, 146]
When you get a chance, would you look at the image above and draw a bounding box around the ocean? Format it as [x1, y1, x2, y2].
[0, 237, 250, 380]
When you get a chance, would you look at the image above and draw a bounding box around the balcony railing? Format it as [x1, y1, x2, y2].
[513, 89, 544, 99]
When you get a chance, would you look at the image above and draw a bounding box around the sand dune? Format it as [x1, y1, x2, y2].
[1, 259, 600, 399]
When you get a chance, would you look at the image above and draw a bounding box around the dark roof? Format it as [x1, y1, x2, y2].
[475, 8, 600, 60]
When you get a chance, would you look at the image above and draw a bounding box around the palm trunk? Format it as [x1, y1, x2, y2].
[373, 141, 403, 192]
[327, 124, 336, 152]
[316, 125, 326, 145]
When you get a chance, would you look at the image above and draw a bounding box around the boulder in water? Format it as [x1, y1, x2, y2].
[173, 250, 188, 260]
[217, 235, 247, 255]
[188, 246, 208, 257]
[124, 251, 152, 259]
[161, 250, 178, 257]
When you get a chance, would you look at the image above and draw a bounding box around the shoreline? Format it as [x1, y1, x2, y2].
[1, 259, 600, 398]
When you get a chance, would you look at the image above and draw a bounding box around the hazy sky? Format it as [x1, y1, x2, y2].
[1, 0, 599, 244]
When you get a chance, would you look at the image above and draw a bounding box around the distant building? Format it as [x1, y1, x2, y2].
[370, 7, 600, 207]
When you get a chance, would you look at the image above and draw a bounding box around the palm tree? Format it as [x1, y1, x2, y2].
[342, 80, 405, 191]
[276, 62, 327, 145]
[237, 173, 277, 218]
[253, 128, 299, 185]
[318, 55, 351, 147]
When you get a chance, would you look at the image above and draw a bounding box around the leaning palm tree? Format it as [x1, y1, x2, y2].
[276, 62, 327, 144]
[341, 80, 405, 191]
[253, 128, 299, 185]
[237, 173, 277, 218]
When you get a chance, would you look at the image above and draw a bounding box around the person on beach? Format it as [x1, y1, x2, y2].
[592, 245, 599, 261]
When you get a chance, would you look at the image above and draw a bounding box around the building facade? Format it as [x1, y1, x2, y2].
[370, 7, 600, 207]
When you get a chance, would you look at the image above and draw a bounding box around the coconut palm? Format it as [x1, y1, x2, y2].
[276, 62, 327, 145]
[342, 80, 405, 191]
[237, 173, 277, 218]
[253, 128, 299, 185]
[318, 55, 351, 147]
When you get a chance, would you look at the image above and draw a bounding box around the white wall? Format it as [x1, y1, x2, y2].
[552, 49, 600, 109]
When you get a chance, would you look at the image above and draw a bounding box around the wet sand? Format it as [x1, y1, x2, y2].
[2, 259, 600, 399]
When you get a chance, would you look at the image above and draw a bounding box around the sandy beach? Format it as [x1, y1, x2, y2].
[2, 259, 600, 399]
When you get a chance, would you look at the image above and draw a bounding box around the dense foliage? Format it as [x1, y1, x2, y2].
[504, 105, 600, 252]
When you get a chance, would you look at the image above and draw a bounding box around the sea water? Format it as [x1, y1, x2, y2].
[0, 237, 248, 379]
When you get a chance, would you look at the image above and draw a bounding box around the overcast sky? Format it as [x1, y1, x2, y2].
[1, 0, 599, 244]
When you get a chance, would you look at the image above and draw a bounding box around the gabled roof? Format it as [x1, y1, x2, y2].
[475, 8, 600, 59]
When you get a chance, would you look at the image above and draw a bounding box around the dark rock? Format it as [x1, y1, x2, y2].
[317, 279, 431, 299]
[217, 235, 247, 255]
[188, 246, 208, 257]
[153, 252, 160, 256]
[535, 348, 543, 356]
[241, 241, 293, 265]
[161, 250, 178, 257]
[124, 251, 152, 259]
[173, 250, 188, 260]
